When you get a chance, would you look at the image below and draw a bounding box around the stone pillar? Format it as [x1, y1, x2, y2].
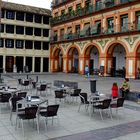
[40, 57, 43, 72]
[32, 57, 35, 73]
[3, 55, 6, 73]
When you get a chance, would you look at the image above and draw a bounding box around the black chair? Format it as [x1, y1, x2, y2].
[22, 80, 30, 89]
[37, 84, 47, 96]
[17, 92, 27, 98]
[93, 99, 112, 120]
[0, 93, 11, 103]
[16, 106, 39, 135]
[40, 104, 59, 129]
[9, 95, 24, 122]
[110, 97, 125, 115]
[70, 89, 81, 102]
[55, 90, 66, 103]
[78, 93, 90, 112]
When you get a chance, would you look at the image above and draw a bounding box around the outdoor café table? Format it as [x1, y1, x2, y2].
[0, 88, 21, 95]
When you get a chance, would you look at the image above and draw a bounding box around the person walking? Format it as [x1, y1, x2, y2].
[85, 65, 89, 77]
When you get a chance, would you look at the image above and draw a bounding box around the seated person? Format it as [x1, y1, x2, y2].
[120, 78, 130, 98]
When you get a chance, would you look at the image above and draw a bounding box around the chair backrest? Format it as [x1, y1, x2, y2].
[25, 106, 38, 119]
[18, 92, 27, 98]
[40, 84, 47, 91]
[1, 93, 11, 102]
[73, 89, 81, 96]
[23, 80, 29, 86]
[10, 95, 22, 111]
[55, 90, 64, 98]
[102, 99, 111, 109]
[18, 79, 22, 84]
[47, 104, 59, 117]
[117, 97, 125, 107]
[79, 93, 88, 103]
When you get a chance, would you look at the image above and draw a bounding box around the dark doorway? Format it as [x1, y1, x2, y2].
[43, 57, 49, 72]
[35, 57, 41, 72]
[26, 57, 32, 72]
[90, 59, 94, 74]
[6, 56, 14, 72]
[0, 56, 3, 68]
[111, 57, 116, 77]
[16, 56, 23, 72]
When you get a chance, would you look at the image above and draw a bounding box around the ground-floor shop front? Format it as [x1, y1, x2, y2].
[50, 35, 140, 79]
[0, 55, 49, 73]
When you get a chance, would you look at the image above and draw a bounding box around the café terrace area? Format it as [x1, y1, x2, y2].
[0, 73, 140, 140]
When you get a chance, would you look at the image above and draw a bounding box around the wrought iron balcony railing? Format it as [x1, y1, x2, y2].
[51, 0, 138, 26]
[50, 22, 140, 43]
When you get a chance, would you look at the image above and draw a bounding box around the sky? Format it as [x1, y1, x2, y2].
[2, 0, 52, 9]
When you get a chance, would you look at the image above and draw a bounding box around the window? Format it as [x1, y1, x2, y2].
[16, 11, 24, 21]
[25, 40, 33, 49]
[5, 39, 14, 48]
[43, 29, 49, 37]
[120, 14, 128, 32]
[0, 39, 4, 47]
[16, 26, 24, 34]
[25, 27, 33, 35]
[35, 14, 42, 23]
[0, 24, 4, 33]
[96, 0, 101, 11]
[43, 42, 49, 50]
[34, 28, 41, 36]
[68, 7, 73, 13]
[75, 25, 80, 34]
[26, 13, 33, 22]
[1, 9, 5, 18]
[16, 40, 24, 49]
[43, 16, 49, 24]
[6, 10, 15, 19]
[34, 41, 41, 50]
[6, 25, 14, 33]
[136, 11, 140, 30]
[107, 18, 114, 33]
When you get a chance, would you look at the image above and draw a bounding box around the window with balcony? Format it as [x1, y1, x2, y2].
[26, 13, 33, 22]
[34, 41, 41, 50]
[95, 20, 101, 34]
[107, 18, 114, 33]
[67, 27, 72, 39]
[53, 31, 58, 41]
[16, 40, 24, 49]
[34, 28, 41, 36]
[1, 9, 5, 18]
[43, 29, 49, 37]
[76, 3, 82, 15]
[96, 0, 102, 11]
[43, 16, 49, 24]
[16, 26, 24, 34]
[120, 14, 128, 32]
[16, 11, 24, 21]
[75, 25, 80, 37]
[25, 27, 33, 35]
[25, 40, 33, 49]
[0, 24, 4, 33]
[6, 10, 15, 19]
[0, 39, 4, 47]
[43, 42, 49, 50]
[35, 14, 42, 23]
[60, 28, 65, 40]
[136, 11, 140, 30]
[5, 39, 14, 48]
[104, 0, 114, 8]
[6, 25, 14, 33]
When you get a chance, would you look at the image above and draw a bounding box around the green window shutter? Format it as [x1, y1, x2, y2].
[136, 11, 140, 16]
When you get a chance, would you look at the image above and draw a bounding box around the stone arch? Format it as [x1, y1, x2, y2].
[105, 40, 129, 56]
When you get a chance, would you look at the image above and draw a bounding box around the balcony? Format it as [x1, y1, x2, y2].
[51, 0, 138, 26]
[50, 22, 140, 44]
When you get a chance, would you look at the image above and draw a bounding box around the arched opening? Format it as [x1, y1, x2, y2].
[53, 48, 63, 72]
[85, 45, 99, 75]
[68, 48, 79, 73]
[136, 45, 140, 79]
[107, 43, 126, 77]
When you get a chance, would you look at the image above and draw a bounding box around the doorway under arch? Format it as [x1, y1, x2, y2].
[53, 48, 63, 72]
[107, 43, 126, 77]
[135, 45, 140, 78]
[68, 48, 79, 73]
[85, 45, 99, 74]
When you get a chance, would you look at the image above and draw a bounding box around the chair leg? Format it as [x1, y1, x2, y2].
[78, 103, 81, 112]
[52, 117, 54, 125]
[44, 118, 47, 131]
[99, 109, 103, 120]
[21, 119, 24, 136]
[36, 118, 40, 134]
